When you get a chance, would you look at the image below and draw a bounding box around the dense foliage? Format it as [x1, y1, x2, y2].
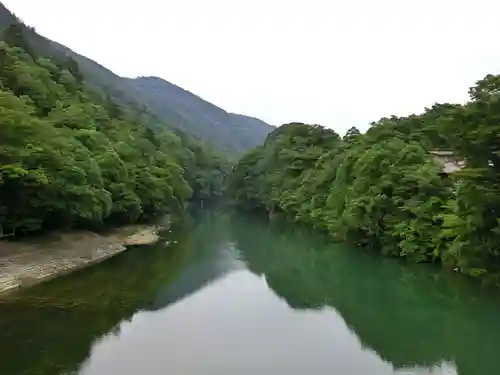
[230, 74, 500, 284]
[0, 28, 229, 236]
[0, 5, 273, 155]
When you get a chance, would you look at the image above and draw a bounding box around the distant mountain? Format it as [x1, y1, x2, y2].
[128, 77, 273, 154]
[228, 113, 275, 144]
[0, 2, 273, 155]
[0, 2, 14, 25]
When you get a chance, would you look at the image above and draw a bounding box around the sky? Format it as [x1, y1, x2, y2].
[4, 0, 500, 134]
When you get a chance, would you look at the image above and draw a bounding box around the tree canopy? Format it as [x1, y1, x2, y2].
[0, 29, 230, 235]
[230, 75, 500, 284]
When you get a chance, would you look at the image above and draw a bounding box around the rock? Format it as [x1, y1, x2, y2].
[123, 227, 160, 246]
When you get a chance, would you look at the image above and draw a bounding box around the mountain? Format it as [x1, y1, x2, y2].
[128, 77, 273, 154]
[0, 2, 273, 155]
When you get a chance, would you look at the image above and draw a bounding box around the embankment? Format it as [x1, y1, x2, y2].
[0, 226, 160, 295]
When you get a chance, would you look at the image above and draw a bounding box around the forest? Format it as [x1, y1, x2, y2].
[0, 22, 230, 236]
[230, 74, 500, 284]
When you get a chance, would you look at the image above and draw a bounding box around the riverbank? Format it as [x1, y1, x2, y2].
[0, 225, 160, 295]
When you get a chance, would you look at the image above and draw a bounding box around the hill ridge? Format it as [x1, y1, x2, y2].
[0, 2, 273, 155]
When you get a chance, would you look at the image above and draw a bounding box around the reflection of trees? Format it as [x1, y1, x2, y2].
[3, 211, 499, 375]
[0, 211, 234, 375]
[152, 211, 244, 308]
[0, 241, 188, 375]
[232, 214, 500, 375]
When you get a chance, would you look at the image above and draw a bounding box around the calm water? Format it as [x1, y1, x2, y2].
[1, 211, 500, 375]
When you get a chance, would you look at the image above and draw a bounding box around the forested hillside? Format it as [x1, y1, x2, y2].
[128, 77, 273, 155]
[0, 3, 273, 155]
[230, 74, 500, 284]
[0, 24, 230, 236]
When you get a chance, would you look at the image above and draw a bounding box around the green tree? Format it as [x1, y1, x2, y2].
[230, 75, 500, 284]
[0, 37, 229, 235]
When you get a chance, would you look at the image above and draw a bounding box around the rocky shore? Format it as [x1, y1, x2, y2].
[0, 225, 160, 295]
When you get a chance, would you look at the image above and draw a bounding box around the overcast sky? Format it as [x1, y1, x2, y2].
[4, 0, 500, 134]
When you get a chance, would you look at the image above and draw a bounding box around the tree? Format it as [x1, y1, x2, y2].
[230, 75, 500, 283]
[0, 39, 230, 234]
[343, 126, 361, 144]
[2, 22, 35, 57]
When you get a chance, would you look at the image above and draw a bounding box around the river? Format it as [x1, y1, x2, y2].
[0, 211, 499, 375]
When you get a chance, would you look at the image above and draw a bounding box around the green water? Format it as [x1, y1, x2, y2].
[1, 211, 500, 375]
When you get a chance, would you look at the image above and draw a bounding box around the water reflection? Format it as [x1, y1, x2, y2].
[152, 240, 244, 309]
[232, 215, 500, 375]
[77, 270, 398, 375]
[0, 212, 499, 375]
[0, 211, 234, 375]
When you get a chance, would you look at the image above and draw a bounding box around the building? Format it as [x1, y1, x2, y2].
[429, 150, 465, 174]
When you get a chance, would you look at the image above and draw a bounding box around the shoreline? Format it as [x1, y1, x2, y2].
[0, 225, 160, 296]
